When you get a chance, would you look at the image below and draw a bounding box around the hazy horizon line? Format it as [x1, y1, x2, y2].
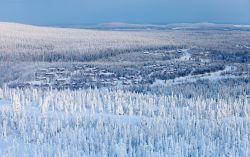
[1, 21, 250, 27]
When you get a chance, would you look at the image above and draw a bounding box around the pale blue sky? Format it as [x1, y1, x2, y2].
[0, 0, 250, 25]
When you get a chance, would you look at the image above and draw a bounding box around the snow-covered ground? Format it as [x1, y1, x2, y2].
[175, 49, 191, 61]
[0, 99, 12, 106]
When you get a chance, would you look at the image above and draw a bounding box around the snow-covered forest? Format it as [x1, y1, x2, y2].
[0, 85, 249, 156]
[0, 23, 249, 62]
[0, 23, 173, 62]
[0, 22, 249, 156]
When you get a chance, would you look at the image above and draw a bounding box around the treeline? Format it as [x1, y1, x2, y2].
[0, 45, 185, 62]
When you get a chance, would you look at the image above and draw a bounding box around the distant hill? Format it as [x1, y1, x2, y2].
[85, 22, 250, 31]
[1, 22, 250, 62]
[0, 22, 171, 62]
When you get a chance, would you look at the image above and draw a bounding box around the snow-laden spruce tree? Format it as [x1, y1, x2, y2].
[0, 88, 3, 99]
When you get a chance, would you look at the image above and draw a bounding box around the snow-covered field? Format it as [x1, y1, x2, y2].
[0, 87, 249, 156]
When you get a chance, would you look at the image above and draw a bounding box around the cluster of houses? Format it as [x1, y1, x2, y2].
[21, 65, 143, 89]
[10, 49, 231, 89]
